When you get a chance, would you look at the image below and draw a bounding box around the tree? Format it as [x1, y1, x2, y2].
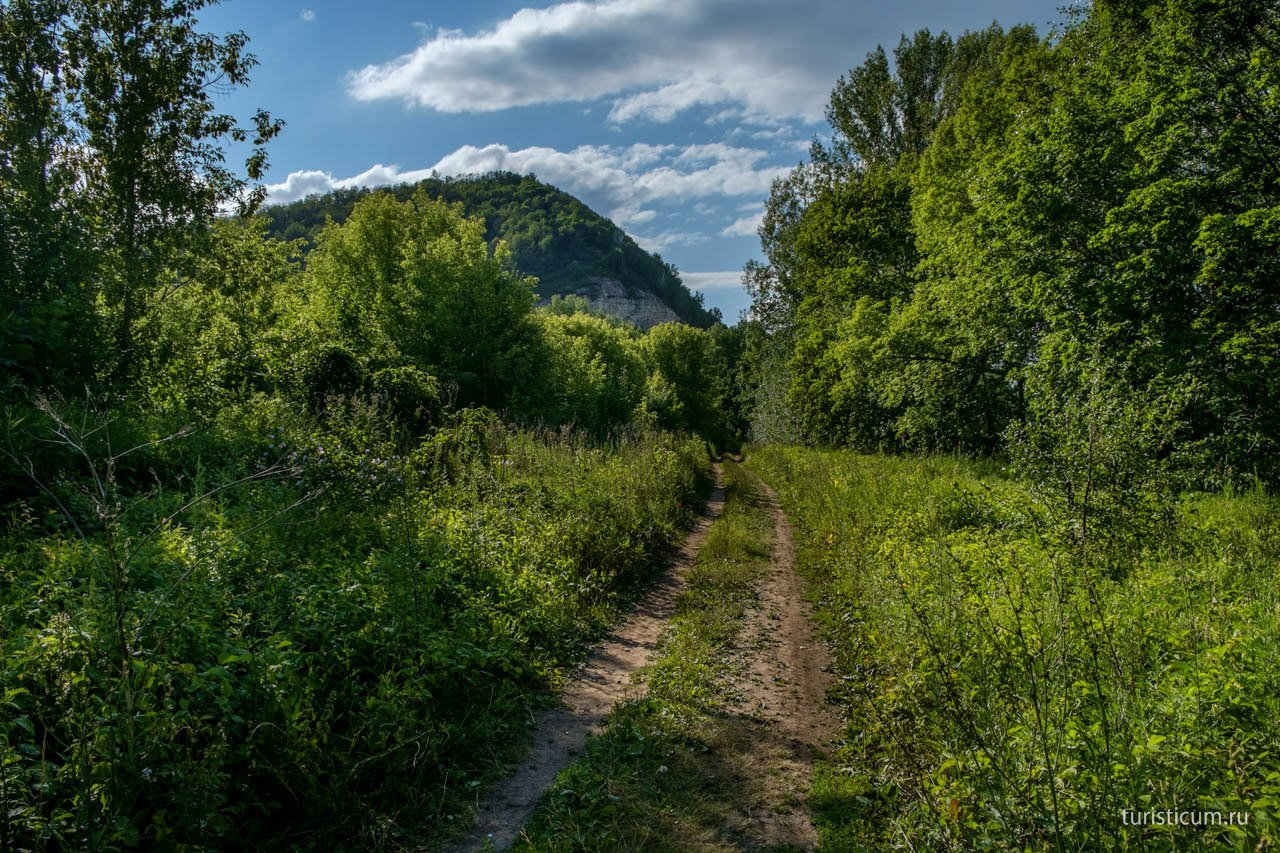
[0, 0, 96, 399]
[146, 217, 301, 411]
[529, 310, 646, 433]
[640, 323, 728, 442]
[1, 0, 282, 391]
[823, 30, 952, 169]
[305, 190, 540, 411]
[745, 24, 1050, 451]
[69, 0, 282, 382]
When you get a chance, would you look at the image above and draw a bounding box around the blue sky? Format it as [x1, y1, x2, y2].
[202, 0, 1065, 321]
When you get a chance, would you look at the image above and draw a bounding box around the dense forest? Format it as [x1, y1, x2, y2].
[262, 173, 721, 329]
[740, 4, 1280, 488]
[2, 0, 1279, 849]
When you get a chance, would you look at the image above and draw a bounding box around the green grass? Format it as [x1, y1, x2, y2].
[749, 446, 1280, 851]
[514, 461, 777, 852]
[0, 398, 711, 850]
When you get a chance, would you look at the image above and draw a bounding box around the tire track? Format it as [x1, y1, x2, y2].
[716, 470, 836, 850]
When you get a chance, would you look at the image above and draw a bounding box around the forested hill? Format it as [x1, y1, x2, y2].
[262, 172, 719, 329]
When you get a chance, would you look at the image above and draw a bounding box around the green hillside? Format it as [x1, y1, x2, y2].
[262, 172, 719, 328]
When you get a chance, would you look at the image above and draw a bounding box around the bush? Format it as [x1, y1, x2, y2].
[0, 398, 711, 848]
[297, 344, 365, 412]
[369, 365, 441, 434]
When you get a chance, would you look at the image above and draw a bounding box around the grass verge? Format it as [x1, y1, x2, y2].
[749, 446, 1280, 851]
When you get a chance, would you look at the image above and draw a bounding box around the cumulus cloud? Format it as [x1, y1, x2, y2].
[301, 8, 315, 22]
[347, 0, 1061, 125]
[682, 271, 745, 291]
[632, 230, 710, 253]
[263, 142, 789, 221]
[721, 205, 764, 237]
[347, 0, 887, 124]
[612, 206, 658, 226]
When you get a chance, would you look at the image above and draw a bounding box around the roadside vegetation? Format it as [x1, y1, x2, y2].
[1, 400, 713, 848]
[5, 0, 1280, 849]
[729, 5, 1280, 846]
[751, 447, 1280, 850]
[0, 2, 731, 847]
[515, 462, 775, 851]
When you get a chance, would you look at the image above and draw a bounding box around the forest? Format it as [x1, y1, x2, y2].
[261, 173, 722, 329]
[2, 0, 1278, 849]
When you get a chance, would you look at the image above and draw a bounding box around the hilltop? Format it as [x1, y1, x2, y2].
[262, 172, 720, 329]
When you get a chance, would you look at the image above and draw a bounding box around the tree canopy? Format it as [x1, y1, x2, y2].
[263, 172, 720, 329]
[743, 3, 1280, 485]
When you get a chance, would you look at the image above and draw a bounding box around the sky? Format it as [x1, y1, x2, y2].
[201, 0, 1066, 322]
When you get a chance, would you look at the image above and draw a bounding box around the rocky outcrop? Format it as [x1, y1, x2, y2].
[542, 276, 683, 329]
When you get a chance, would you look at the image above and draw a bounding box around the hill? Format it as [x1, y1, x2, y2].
[262, 172, 720, 329]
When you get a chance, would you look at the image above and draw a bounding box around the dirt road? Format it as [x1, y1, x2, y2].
[450, 465, 727, 852]
[716, 475, 836, 849]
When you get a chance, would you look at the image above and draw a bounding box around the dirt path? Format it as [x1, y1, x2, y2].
[450, 464, 727, 852]
[718, 475, 836, 850]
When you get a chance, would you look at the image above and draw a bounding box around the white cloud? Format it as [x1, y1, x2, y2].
[721, 206, 764, 237]
[300, 8, 315, 22]
[608, 80, 734, 124]
[345, 0, 1065, 126]
[345, 0, 877, 125]
[264, 169, 346, 201]
[682, 271, 745, 291]
[612, 206, 657, 226]
[632, 230, 709, 253]
[263, 142, 788, 219]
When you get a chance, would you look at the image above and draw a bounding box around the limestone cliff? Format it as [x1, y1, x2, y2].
[539, 277, 683, 329]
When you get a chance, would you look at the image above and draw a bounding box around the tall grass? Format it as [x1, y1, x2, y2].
[750, 447, 1280, 851]
[0, 396, 709, 849]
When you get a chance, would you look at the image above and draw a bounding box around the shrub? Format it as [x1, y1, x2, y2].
[369, 365, 441, 434]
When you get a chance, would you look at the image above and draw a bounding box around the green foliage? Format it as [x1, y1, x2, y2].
[752, 447, 1280, 850]
[145, 218, 302, 412]
[303, 189, 539, 411]
[0, 0, 281, 394]
[640, 323, 730, 446]
[752, 24, 1035, 451]
[823, 29, 955, 168]
[1008, 354, 1193, 564]
[369, 365, 441, 435]
[262, 172, 719, 329]
[529, 311, 646, 434]
[746, 5, 1280, 484]
[0, 399, 710, 848]
[0, 4, 741, 850]
[0, 0, 98, 401]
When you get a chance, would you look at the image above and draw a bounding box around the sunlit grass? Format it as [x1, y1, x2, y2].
[750, 446, 1280, 851]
